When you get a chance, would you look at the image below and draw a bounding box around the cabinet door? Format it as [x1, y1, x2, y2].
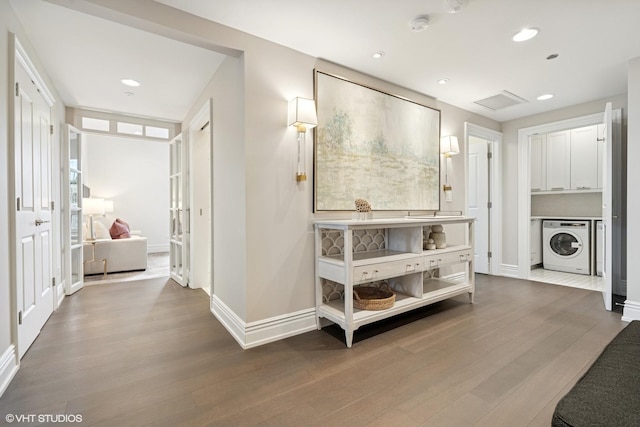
[530, 219, 542, 265]
[570, 125, 598, 190]
[529, 134, 546, 192]
[546, 130, 571, 191]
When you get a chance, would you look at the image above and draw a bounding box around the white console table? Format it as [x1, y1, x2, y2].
[314, 216, 475, 347]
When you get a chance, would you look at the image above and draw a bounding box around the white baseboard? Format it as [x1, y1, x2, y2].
[148, 244, 169, 254]
[210, 295, 317, 349]
[442, 272, 466, 282]
[622, 299, 640, 322]
[501, 264, 519, 278]
[0, 345, 19, 398]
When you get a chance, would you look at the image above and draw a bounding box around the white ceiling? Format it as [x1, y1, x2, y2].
[11, 0, 640, 123]
[10, 0, 226, 122]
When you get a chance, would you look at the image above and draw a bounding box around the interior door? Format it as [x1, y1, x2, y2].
[601, 102, 613, 310]
[65, 124, 84, 295]
[15, 59, 54, 358]
[169, 134, 186, 286]
[468, 137, 490, 274]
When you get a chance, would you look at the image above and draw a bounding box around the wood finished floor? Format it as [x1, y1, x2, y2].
[0, 274, 626, 426]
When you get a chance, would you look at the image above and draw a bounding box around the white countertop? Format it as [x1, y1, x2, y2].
[530, 216, 602, 221]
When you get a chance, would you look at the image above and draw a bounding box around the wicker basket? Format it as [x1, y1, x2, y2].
[353, 283, 395, 310]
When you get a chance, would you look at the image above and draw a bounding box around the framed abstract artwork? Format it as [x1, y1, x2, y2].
[314, 70, 441, 212]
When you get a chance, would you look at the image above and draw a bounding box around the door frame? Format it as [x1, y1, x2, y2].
[9, 34, 57, 359]
[464, 122, 502, 275]
[187, 99, 213, 293]
[516, 110, 622, 281]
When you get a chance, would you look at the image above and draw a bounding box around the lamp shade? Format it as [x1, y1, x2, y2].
[288, 97, 317, 128]
[440, 135, 460, 156]
[103, 199, 114, 213]
[83, 198, 105, 216]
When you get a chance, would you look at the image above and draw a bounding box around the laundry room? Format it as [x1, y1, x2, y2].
[527, 117, 624, 306]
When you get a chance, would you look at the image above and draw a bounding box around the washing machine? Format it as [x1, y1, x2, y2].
[542, 220, 590, 275]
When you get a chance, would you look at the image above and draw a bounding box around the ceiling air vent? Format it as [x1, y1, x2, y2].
[473, 91, 528, 111]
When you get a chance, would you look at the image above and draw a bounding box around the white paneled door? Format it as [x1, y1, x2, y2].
[468, 137, 490, 274]
[14, 51, 54, 358]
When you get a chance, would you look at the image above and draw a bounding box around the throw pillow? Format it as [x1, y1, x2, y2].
[110, 218, 131, 239]
[93, 221, 111, 240]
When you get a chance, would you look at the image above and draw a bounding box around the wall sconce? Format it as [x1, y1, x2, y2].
[82, 197, 105, 240]
[440, 135, 459, 202]
[288, 97, 317, 182]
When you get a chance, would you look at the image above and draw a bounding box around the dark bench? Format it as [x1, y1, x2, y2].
[552, 320, 640, 426]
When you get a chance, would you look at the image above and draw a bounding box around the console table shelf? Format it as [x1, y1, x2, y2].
[314, 216, 475, 347]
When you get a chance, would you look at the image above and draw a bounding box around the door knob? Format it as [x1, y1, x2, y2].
[35, 219, 50, 226]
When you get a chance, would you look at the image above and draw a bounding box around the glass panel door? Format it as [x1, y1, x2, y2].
[64, 125, 84, 295]
[170, 134, 187, 286]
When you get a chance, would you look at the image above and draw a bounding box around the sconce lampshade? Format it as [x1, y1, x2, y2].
[83, 198, 105, 216]
[288, 97, 318, 130]
[440, 135, 460, 157]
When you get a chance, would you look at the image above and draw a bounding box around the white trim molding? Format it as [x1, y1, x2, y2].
[0, 345, 19, 398]
[501, 264, 520, 278]
[147, 244, 170, 254]
[622, 299, 640, 322]
[210, 295, 317, 349]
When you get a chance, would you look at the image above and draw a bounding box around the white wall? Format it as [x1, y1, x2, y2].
[625, 57, 640, 321]
[74, 1, 501, 336]
[84, 133, 170, 253]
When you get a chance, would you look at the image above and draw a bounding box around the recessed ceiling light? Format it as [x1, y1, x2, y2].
[409, 16, 430, 32]
[124, 91, 135, 96]
[121, 78, 140, 87]
[372, 51, 385, 59]
[546, 53, 559, 60]
[437, 78, 450, 85]
[512, 27, 539, 42]
[537, 94, 554, 101]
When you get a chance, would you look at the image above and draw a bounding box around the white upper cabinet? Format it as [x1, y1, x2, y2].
[570, 125, 599, 190]
[546, 130, 571, 191]
[530, 125, 602, 194]
[530, 134, 547, 192]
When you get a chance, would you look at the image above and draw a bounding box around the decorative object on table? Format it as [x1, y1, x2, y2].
[354, 198, 371, 212]
[314, 70, 440, 211]
[429, 224, 447, 249]
[353, 198, 372, 220]
[425, 238, 436, 250]
[353, 283, 395, 311]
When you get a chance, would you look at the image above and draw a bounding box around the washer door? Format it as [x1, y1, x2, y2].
[549, 231, 583, 258]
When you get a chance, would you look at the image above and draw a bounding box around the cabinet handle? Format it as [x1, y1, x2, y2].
[576, 186, 591, 190]
[531, 188, 541, 192]
[551, 187, 564, 191]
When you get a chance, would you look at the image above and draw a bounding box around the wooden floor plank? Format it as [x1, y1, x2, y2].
[0, 275, 626, 426]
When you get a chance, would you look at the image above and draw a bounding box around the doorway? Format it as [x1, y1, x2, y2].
[464, 123, 502, 276]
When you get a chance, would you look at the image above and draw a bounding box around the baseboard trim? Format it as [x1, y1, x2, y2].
[210, 295, 317, 349]
[148, 244, 169, 254]
[244, 308, 317, 349]
[501, 264, 519, 278]
[622, 299, 640, 322]
[0, 345, 19, 398]
[442, 272, 466, 282]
